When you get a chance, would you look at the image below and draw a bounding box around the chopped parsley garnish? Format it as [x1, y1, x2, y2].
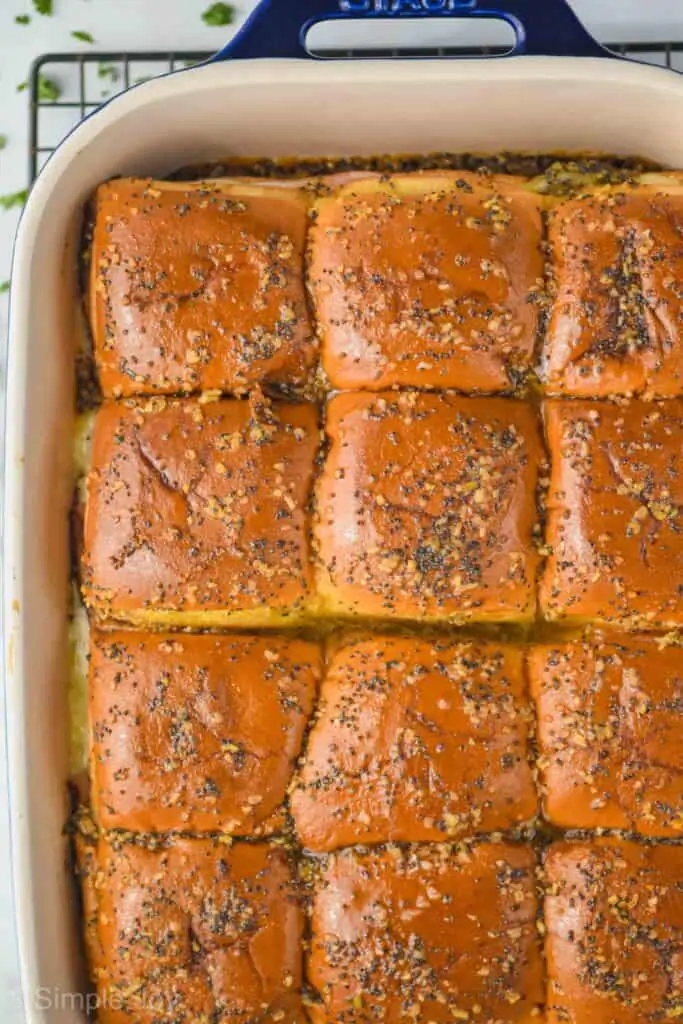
[15, 14, 31, 24]
[202, 2, 235, 26]
[38, 75, 60, 102]
[0, 281, 9, 294]
[16, 82, 28, 93]
[0, 136, 7, 151]
[72, 30, 94, 43]
[32, 0, 52, 15]
[98, 63, 119, 81]
[0, 190, 29, 212]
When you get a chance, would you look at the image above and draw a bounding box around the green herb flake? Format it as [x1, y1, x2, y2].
[72, 30, 95, 43]
[32, 0, 52, 15]
[16, 81, 28, 93]
[0, 190, 29, 212]
[0, 281, 10, 294]
[38, 75, 61, 102]
[202, 2, 235, 27]
[98, 63, 119, 81]
[15, 14, 31, 24]
[0, 136, 7, 151]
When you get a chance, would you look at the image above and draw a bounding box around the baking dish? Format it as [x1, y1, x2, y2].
[5, 0, 683, 1019]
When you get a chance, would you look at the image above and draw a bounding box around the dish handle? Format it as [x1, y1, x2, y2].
[215, 0, 608, 61]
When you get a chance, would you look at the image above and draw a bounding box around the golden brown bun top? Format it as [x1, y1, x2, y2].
[79, 836, 303, 1024]
[545, 180, 683, 398]
[530, 633, 683, 836]
[545, 839, 683, 1024]
[309, 171, 544, 392]
[308, 842, 543, 1024]
[292, 636, 537, 851]
[316, 391, 543, 622]
[541, 398, 683, 628]
[90, 177, 315, 397]
[81, 396, 319, 622]
[90, 630, 321, 834]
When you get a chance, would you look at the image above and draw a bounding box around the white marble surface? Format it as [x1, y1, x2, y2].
[1, 0, 683, 1019]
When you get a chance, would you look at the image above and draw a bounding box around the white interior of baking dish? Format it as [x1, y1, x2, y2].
[7, 54, 683, 1023]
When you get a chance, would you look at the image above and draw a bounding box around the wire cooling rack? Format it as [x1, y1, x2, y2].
[29, 41, 683, 182]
